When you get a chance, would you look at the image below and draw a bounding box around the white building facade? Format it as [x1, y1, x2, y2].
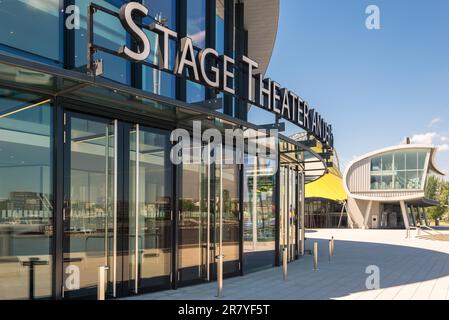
[343, 144, 444, 229]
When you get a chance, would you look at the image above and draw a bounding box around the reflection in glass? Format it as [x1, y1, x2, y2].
[64, 116, 114, 298]
[382, 154, 393, 171]
[406, 152, 418, 170]
[371, 175, 381, 190]
[218, 150, 240, 275]
[75, 0, 130, 84]
[186, 0, 206, 103]
[129, 126, 172, 291]
[394, 152, 405, 170]
[370, 150, 429, 190]
[142, 0, 177, 98]
[243, 155, 275, 273]
[371, 157, 381, 172]
[0, 92, 53, 299]
[0, 0, 61, 61]
[187, 0, 206, 48]
[216, 0, 225, 55]
[178, 158, 210, 283]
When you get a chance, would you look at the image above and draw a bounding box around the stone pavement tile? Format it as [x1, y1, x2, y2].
[125, 229, 449, 301]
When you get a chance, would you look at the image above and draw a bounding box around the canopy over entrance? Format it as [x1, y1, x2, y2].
[0, 53, 327, 182]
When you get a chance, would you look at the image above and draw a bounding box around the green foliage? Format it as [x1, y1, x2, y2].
[427, 179, 449, 222]
[425, 176, 439, 200]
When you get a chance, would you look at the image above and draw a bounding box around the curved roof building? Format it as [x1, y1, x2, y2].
[343, 143, 444, 229]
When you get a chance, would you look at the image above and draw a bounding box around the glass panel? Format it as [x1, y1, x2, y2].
[187, 81, 206, 104]
[243, 155, 275, 273]
[418, 152, 427, 170]
[406, 171, 419, 189]
[0, 0, 61, 62]
[129, 126, 172, 292]
[187, 0, 206, 48]
[178, 158, 210, 282]
[64, 115, 114, 298]
[406, 152, 418, 170]
[394, 152, 405, 171]
[220, 150, 240, 275]
[370, 157, 381, 172]
[216, 0, 225, 55]
[75, 0, 130, 84]
[186, 0, 206, 103]
[371, 175, 381, 190]
[288, 169, 297, 261]
[382, 154, 393, 171]
[394, 171, 406, 189]
[0, 93, 53, 299]
[417, 170, 424, 189]
[381, 175, 393, 190]
[142, 0, 177, 98]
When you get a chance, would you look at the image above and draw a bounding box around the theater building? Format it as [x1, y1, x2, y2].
[0, 0, 333, 299]
[343, 143, 444, 230]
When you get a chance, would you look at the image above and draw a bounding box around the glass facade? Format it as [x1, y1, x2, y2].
[186, 0, 206, 103]
[0, 0, 62, 63]
[243, 155, 276, 273]
[142, 0, 177, 99]
[0, 91, 53, 299]
[370, 151, 428, 190]
[74, 0, 131, 85]
[129, 126, 173, 292]
[0, 0, 317, 300]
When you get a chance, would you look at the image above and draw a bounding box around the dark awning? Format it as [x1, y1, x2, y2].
[0, 53, 327, 183]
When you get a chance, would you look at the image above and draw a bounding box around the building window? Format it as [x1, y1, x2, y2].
[0, 0, 62, 62]
[142, 0, 177, 98]
[370, 151, 428, 190]
[0, 89, 53, 299]
[243, 154, 276, 273]
[74, 0, 130, 85]
[186, 0, 206, 103]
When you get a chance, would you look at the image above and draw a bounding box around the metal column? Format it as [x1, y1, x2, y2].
[409, 205, 417, 227]
[417, 206, 423, 226]
[422, 207, 430, 227]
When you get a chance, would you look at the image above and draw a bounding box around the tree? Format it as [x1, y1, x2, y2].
[427, 179, 449, 224]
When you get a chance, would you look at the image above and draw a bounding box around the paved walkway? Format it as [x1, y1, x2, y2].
[125, 229, 449, 300]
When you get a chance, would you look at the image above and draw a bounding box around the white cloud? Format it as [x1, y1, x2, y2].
[409, 132, 437, 144]
[438, 144, 449, 152]
[428, 117, 442, 127]
[404, 132, 449, 153]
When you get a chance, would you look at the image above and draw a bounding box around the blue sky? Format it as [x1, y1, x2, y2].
[266, 0, 449, 174]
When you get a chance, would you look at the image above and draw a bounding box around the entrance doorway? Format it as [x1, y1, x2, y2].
[280, 166, 300, 263]
[177, 144, 240, 286]
[63, 113, 117, 298]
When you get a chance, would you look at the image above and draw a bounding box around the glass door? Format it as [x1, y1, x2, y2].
[280, 166, 298, 263]
[129, 125, 173, 294]
[178, 142, 215, 284]
[63, 113, 116, 299]
[177, 144, 240, 285]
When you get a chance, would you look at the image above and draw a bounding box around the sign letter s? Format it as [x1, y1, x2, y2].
[118, 2, 150, 62]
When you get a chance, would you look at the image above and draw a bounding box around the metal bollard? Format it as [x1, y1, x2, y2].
[313, 241, 318, 271]
[283, 246, 288, 280]
[328, 240, 332, 263]
[216, 254, 224, 298]
[406, 228, 410, 239]
[97, 265, 109, 300]
[331, 237, 335, 257]
[418, 226, 422, 236]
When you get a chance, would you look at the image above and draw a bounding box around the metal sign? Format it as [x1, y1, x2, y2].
[87, 2, 334, 149]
